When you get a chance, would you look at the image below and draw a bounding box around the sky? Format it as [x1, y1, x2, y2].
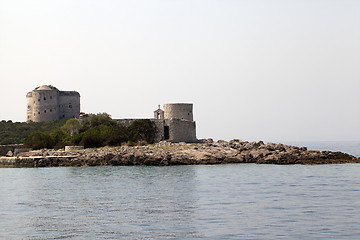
[0, 0, 359, 142]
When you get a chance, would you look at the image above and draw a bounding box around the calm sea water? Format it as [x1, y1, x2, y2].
[1, 142, 360, 239]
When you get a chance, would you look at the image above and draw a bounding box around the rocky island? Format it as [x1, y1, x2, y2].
[1, 139, 359, 167]
[0, 88, 358, 167]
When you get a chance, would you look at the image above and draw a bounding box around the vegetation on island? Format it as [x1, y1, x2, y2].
[1, 114, 156, 149]
[0, 119, 67, 145]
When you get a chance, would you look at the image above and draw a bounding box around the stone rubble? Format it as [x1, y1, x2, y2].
[10, 139, 360, 167]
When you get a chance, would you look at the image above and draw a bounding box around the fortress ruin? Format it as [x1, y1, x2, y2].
[26, 86, 196, 142]
[26, 85, 80, 122]
[116, 103, 197, 143]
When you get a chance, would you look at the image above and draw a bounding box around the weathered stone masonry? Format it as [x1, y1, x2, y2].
[26, 86, 196, 143]
[26, 85, 80, 122]
[116, 103, 197, 143]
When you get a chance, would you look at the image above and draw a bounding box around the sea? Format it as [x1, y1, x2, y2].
[1, 141, 360, 239]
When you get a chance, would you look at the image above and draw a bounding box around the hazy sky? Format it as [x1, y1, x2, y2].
[0, 0, 359, 142]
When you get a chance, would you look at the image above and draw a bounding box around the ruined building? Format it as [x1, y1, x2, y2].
[26, 85, 196, 142]
[154, 103, 197, 142]
[117, 103, 197, 143]
[26, 85, 80, 122]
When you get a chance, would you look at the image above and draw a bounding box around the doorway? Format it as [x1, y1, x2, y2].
[164, 126, 169, 140]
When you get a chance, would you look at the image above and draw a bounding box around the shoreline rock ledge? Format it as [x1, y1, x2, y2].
[1, 139, 359, 167]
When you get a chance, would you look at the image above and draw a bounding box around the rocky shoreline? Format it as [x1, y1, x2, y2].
[1, 139, 359, 167]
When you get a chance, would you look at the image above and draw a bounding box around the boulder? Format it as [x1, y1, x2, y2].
[6, 151, 13, 157]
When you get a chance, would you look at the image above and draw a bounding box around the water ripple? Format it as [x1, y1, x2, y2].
[0, 164, 360, 239]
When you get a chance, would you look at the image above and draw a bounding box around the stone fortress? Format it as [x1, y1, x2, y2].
[154, 103, 197, 142]
[26, 85, 80, 122]
[26, 85, 197, 143]
[116, 103, 197, 143]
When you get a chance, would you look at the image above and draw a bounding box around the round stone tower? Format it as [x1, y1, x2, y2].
[26, 85, 80, 122]
[164, 103, 193, 121]
[26, 85, 60, 122]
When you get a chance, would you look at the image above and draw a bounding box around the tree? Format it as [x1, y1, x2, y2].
[0, 119, 66, 145]
[128, 119, 156, 144]
[21, 113, 157, 149]
[50, 128, 71, 149]
[62, 118, 80, 136]
[24, 131, 54, 150]
[80, 127, 104, 148]
[80, 113, 117, 132]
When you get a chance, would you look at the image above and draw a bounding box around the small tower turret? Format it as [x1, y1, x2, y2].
[154, 105, 164, 119]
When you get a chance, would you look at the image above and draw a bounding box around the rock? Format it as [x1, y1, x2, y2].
[65, 146, 84, 151]
[6, 151, 13, 157]
[2, 139, 359, 167]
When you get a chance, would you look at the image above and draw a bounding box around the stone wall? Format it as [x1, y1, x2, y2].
[115, 103, 197, 143]
[116, 118, 196, 143]
[152, 119, 166, 142]
[58, 91, 81, 120]
[27, 88, 60, 122]
[116, 119, 163, 142]
[65, 146, 84, 151]
[164, 103, 193, 121]
[26, 86, 80, 122]
[115, 119, 138, 127]
[167, 119, 197, 143]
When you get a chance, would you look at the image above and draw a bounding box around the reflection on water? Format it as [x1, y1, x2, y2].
[1, 166, 200, 239]
[1, 164, 360, 239]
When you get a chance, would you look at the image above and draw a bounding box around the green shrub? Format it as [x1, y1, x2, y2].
[50, 128, 72, 149]
[0, 119, 67, 145]
[80, 113, 117, 132]
[20, 113, 157, 149]
[24, 131, 54, 150]
[80, 127, 104, 148]
[128, 119, 155, 144]
[105, 126, 128, 146]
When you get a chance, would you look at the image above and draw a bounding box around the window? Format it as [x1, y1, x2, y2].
[63, 115, 65, 118]
[50, 96, 52, 99]
[34, 113, 35, 116]
[44, 110, 46, 113]
[44, 97, 46, 101]
[38, 99, 40, 101]
[50, 109, 52, 112]
[28, 116, 30, 119]
[28, 105, 30, 109]
[69, 105, 72, 108]
[38, 112, 40, 114]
